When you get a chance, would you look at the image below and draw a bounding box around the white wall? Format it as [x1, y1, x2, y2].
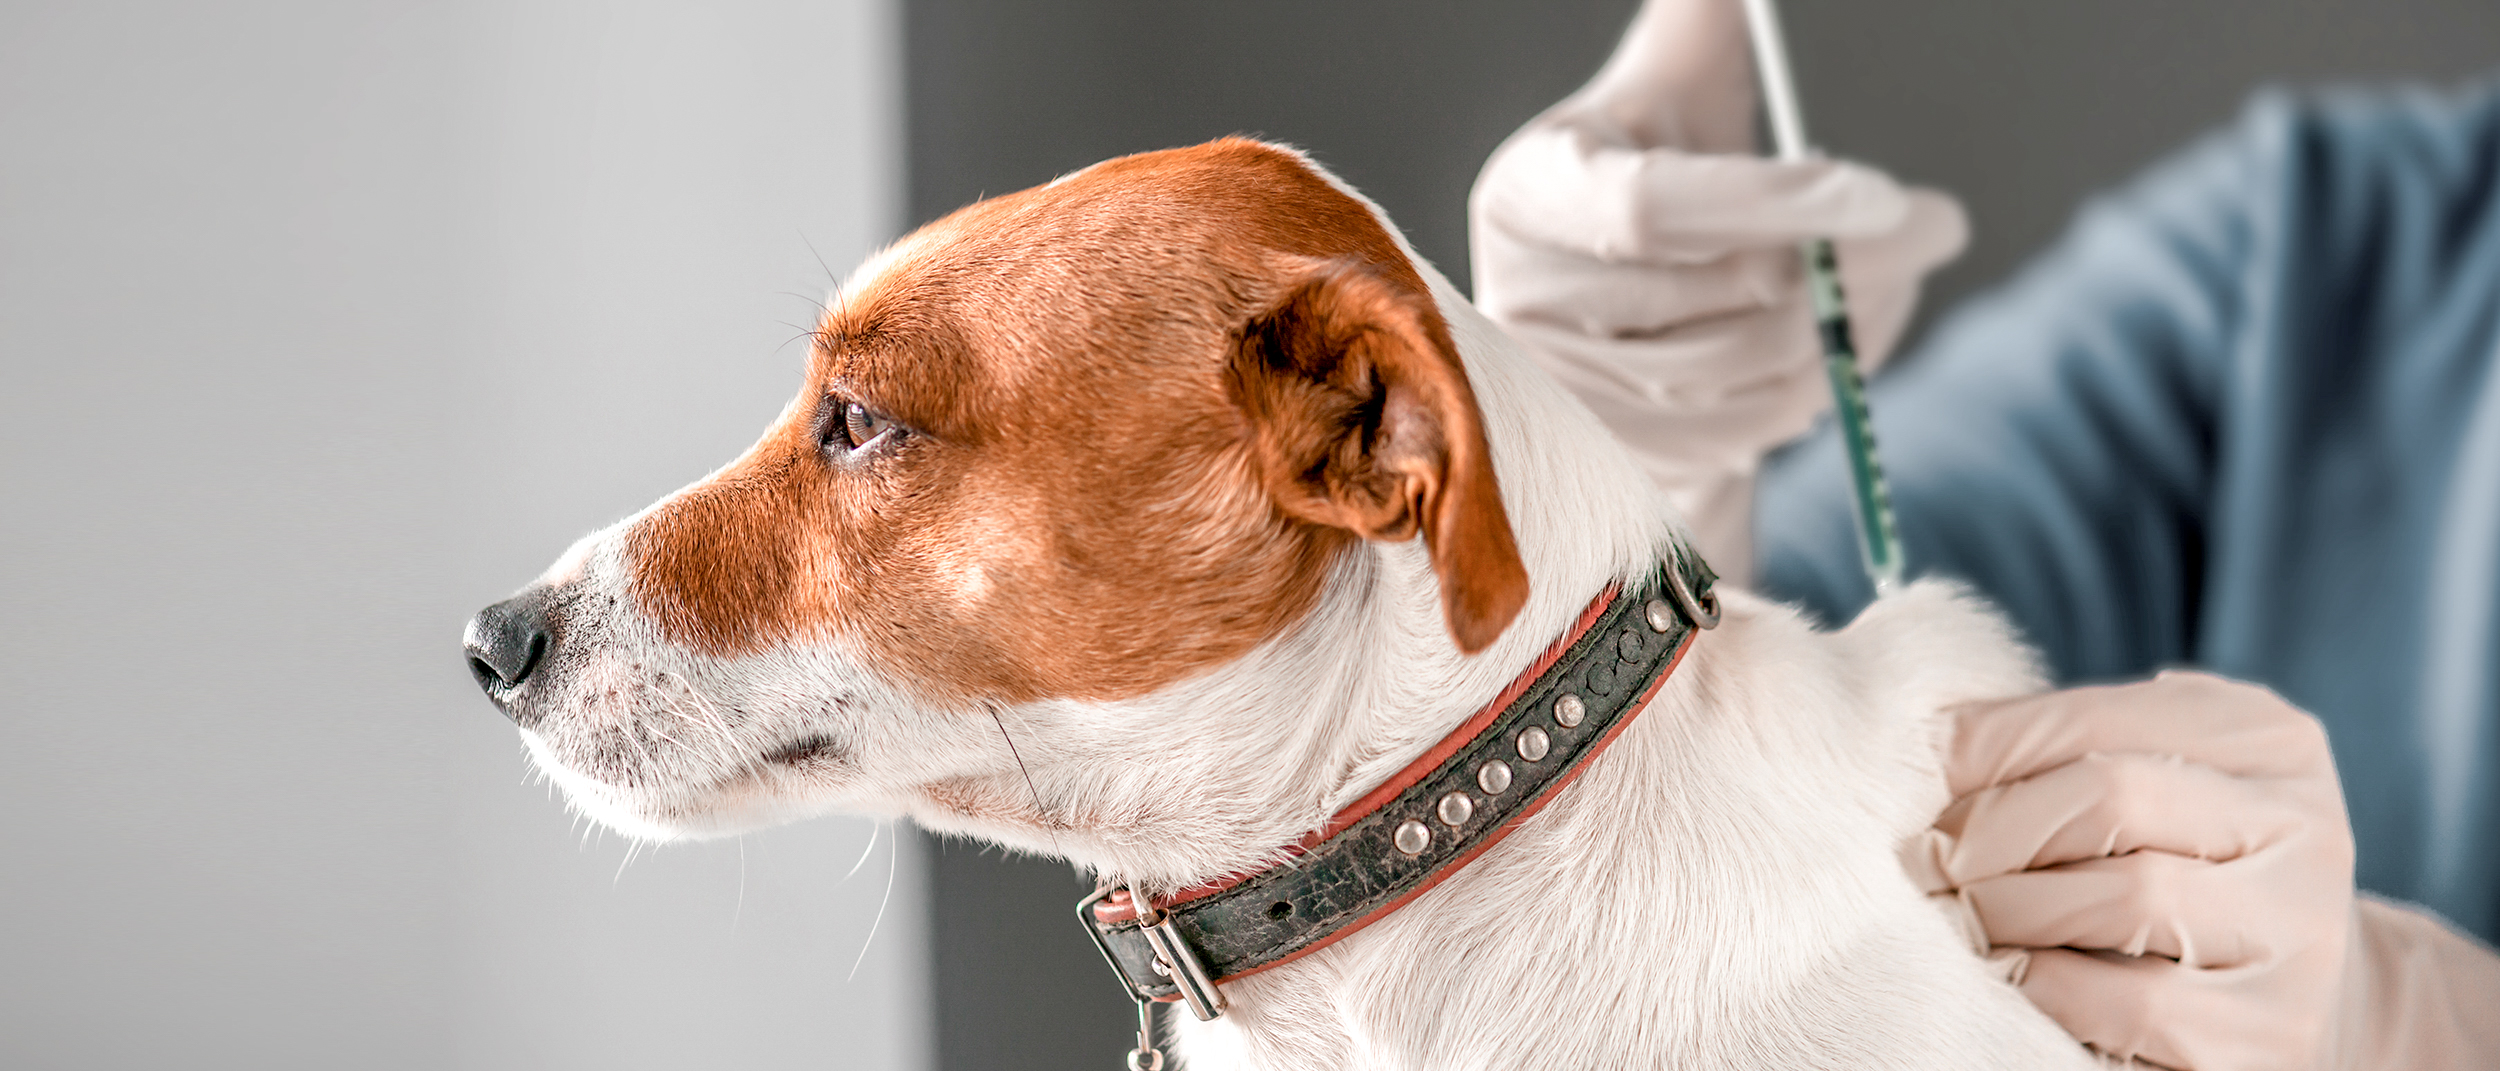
[0, 2, 925, 1068]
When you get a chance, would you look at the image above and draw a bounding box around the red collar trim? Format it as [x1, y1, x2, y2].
[1094, 581, 1633, 927]
[1077, 556, 1722, 1022]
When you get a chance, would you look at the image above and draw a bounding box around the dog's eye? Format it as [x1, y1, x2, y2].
[825, 398, 899, 454]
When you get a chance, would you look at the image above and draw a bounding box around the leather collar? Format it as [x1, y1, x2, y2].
[1078, 551, 1720, 1020]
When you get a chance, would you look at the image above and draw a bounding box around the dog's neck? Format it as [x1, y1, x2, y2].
[1305, 274, 1685, 816]
[1037, 267, 1684, 896]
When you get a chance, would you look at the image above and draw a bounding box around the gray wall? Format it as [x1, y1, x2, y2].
[901, 3, 2500, 1069]
[1787, 0, 2500, 327]
[0, 2, 926, 1069]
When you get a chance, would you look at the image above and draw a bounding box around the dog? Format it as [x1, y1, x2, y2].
[464, 138, 2095, 1069]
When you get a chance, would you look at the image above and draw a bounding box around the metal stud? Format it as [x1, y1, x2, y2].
[1150, 958, 1172, 977]
[1437, 791, 1474, 826]
[1517, 726, 1551, 762]
[1553, 693, 1586, 728]
[1645, 598, 1677, 633]
[1477, 760, 1512, 795]
[1393, 819, 1431, 855]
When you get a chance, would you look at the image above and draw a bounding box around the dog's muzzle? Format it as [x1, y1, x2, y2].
[465, 587, 558, 724]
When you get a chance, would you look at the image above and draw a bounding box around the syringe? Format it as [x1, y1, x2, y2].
[1739, 0, 1905, 594]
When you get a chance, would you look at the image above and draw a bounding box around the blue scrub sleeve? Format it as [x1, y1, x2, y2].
[1755, 122, 2254, 684]
[1759, 80, 2500, 935]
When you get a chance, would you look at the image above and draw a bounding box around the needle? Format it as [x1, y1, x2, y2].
[1740, 0, 1905, 595]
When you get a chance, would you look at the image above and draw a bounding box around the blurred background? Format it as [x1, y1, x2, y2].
[3, 1, 2493, 1068]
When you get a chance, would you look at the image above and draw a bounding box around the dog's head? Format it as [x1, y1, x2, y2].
[464, 139, 1528, 853]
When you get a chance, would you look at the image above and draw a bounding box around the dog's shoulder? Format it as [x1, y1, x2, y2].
[1682, 578, 2047, 840]
[1831, 578, 2050, 834]
[1834, 578, 2050, 712]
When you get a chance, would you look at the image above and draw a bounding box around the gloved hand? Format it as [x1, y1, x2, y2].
[1467, 0, 1966, 581]
[1904, 671, 2357, 1069]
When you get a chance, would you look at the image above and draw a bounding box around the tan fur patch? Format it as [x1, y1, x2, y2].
[624, 139, 1517, 706]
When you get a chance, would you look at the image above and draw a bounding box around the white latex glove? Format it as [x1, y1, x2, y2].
[1904, 670, 2500, 1070]
[1904, 671, 2354, 1068]
[1467, 0, 1967, 581]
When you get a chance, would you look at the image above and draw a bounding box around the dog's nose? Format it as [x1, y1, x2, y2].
[465, 592, 555, 706]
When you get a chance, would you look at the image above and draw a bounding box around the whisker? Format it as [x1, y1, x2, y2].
[657, 671, 739, 738]
[655, 675, 740, 750]
[843, 820, 881, 882]
[650, 672, 748, 777]
[615, 721, 661, 786]
[776, 291, 837, 320]
[989, 705, 1061, 855]
[800, 231, 840, 289]
[614, 840, 641, 885]
[848, 820, 900, 982]
[640, 717, 691, 751]
[776, 330, 824, 358]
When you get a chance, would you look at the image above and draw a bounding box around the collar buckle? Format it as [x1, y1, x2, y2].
[1077, 885, 1230, 1021]
[1135, 899, 1228, 1020]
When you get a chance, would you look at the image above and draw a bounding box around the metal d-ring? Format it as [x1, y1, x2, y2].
[1663, 558, 1722, 630]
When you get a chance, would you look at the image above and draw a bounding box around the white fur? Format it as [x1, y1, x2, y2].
[507, 150, 2097, 1069]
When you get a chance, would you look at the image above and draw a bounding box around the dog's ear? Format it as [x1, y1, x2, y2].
[1226, 259, 1529, 654]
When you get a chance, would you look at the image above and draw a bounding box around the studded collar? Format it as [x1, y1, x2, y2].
[1078, 551, 1720, 1021]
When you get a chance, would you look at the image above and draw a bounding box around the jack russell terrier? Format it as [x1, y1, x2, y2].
[465, 138, 2093, 1070]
